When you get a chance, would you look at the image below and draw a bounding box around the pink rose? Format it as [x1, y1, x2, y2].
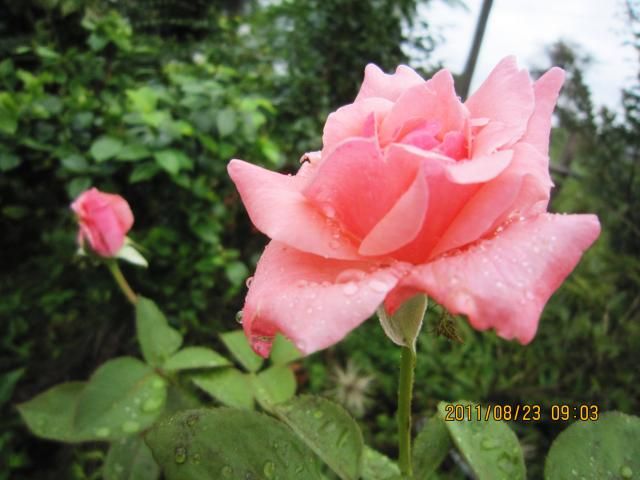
[228, 57, 601, 357]
[71, 187, 134, 257]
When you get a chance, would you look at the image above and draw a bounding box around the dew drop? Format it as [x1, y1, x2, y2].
[296, 279, 309, 288]
[191, 453, 201, 465]
[322, 204, 336, 219]
[336, 269, 366, 283]
[152, 378, 166, 389]
[368, 279, 388, 293]
[235, 310, 243, 324]
[94, 427, 110, 438]
[342, 282, 358, 296]
[122, 420, 139, 433]
[263, 461, 276, 479]
[480, 437, 498, 450]
[186, 414, 199, 427]
[142, 396, 163, 413]
[222, 465, 233, 477]
[174, 446, 187, 464]
[621, 466, 633, 479]
[245, 276, 254, 288]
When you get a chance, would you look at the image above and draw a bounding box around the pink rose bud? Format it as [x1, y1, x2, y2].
[228, 57, 601, 358]
[71, 187, 134, 257]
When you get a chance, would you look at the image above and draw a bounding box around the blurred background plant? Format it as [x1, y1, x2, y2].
[0, 0, 638, 478]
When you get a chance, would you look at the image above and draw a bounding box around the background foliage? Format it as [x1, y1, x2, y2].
[0, 0, 638, 478]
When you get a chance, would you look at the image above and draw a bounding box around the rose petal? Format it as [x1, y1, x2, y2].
[227, 160, 360, 260]
[359, 163, 429, 256]
[304, 137, 420, 240]
[322, 97, 393, 155]
[392, 213, 601, 343]
[429, 143, 554, 259]
[104, 193, 134, 232]
[242, 241, 408, 356]
[382, 144, 478, 262]
[521, 67, 566, 155]
[444, 149, 513, 184]
[85, 203, 128, 256]
[465, 56, 535, 155]
[379, 69, 467, 146]
[355, 63, 425, 102]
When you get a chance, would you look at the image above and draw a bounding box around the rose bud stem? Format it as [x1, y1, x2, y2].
[105, 259, 138, 305]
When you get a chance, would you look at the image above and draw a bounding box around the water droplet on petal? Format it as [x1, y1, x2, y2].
[368, 279, 388, 293]
[336, 268, 366, 283]
[342, 282, 358, 296]
[245, 276, 253, 288]
[322, 204, 336, 219]
[296, 280, 309, 288]
[235, 310, 243, 324]
[175, 446, 187, 464]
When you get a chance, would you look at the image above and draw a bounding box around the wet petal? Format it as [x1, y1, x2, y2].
[228, 160, 360, 260]
[241, 241, 409, 356]
[304, 137, 420, 240]
[359, 164, 429, 256]
[393, 213, 601, 343]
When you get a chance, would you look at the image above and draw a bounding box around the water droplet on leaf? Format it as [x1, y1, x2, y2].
[142, 396, 163, 412]
[122, 420, 139, 433]
[263, 461, 276, 478]
[621, 466, 633, 478]
[174, 446, 187, 464]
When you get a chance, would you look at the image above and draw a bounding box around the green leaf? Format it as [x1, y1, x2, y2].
[0, 151, 20, 172]
[117, 144, 150, 162]
[17, 382, 88, 442]
[135, 297, 183, 367]
[0, 367, 24, 406]
[90, 136, 123, 162]
[378, 294, 427, 351]
[438, 401, 525, 480]
[220, 330, 263, 372]
[270, 334, 302, 365]
[153, 149, 192, 175]
[190, 368, 254, 410]
[253, 365, 296, 408]
[361, 447, 401, 480]
[60, 153, 88, 172]
[273, 395, 363, 480]
[163, 347, 231, 372]
[74, 357, 168, 440]
[216, 108, 237, 137]
[66, 177, 92, 199]
[104, 435, 160, 480]
[0, 92, 18, 134]
[545, 411, 640, 480]
[144, 408, 323, 480]
[412, 415, 452, 479]
[224, 260, 248, 287]
[129, 162, 160, 183]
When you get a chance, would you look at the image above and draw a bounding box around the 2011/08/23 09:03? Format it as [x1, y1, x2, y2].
[443, 403, 600, 422]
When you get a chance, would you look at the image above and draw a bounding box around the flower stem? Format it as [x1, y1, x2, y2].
[398, 345, 416, 478]
[106, 260, 138, 304]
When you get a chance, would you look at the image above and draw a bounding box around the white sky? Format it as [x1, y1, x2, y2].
[420, 0, 637, 110]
